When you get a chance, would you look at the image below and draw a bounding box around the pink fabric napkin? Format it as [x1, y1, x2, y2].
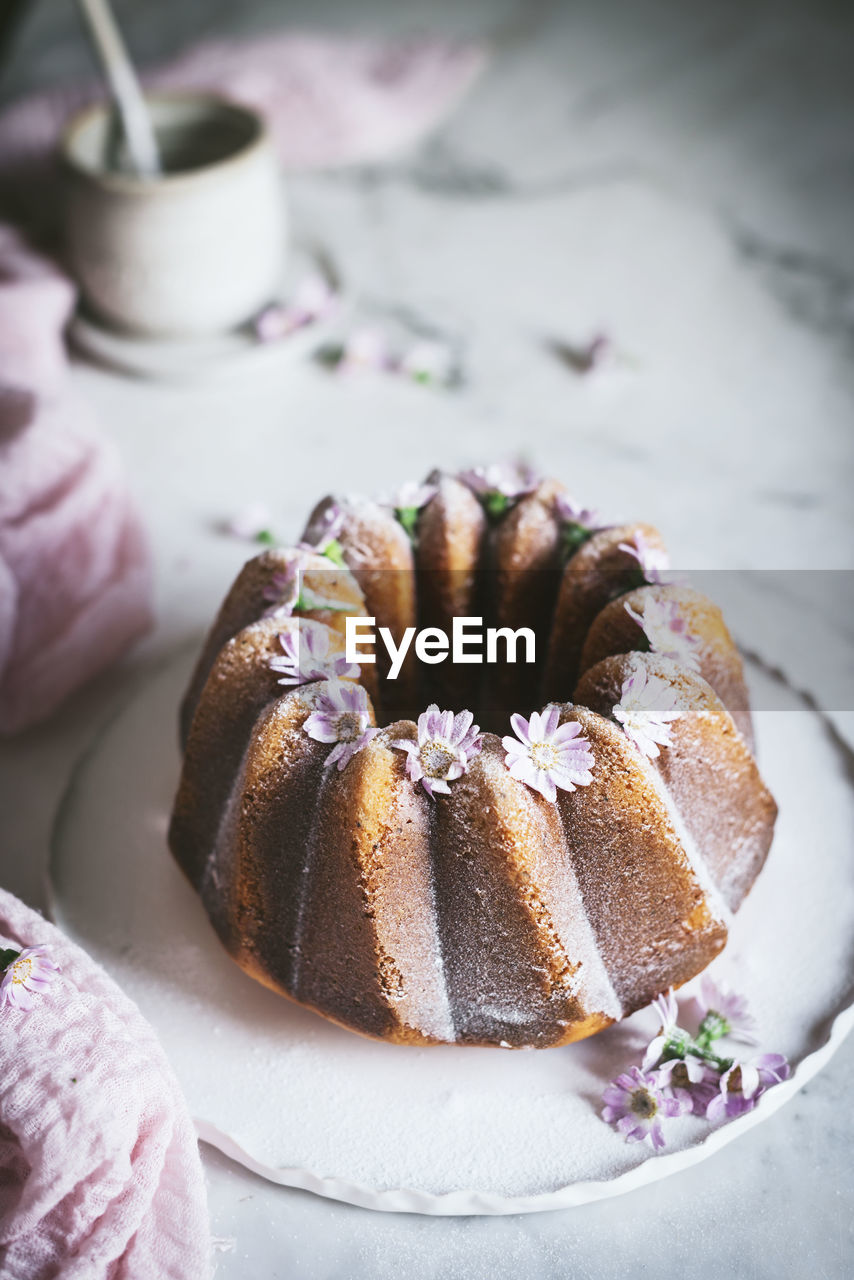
[0, 887, 211, 1280]
[0, 227, 153, 734]
[0, 32, 485, 178]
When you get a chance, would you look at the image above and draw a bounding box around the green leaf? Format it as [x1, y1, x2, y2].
[483, 491, 512, 521]
[395, 506, 420, 541]
[295, 588, 352, 614]
[322, 540, 347, 568]
[561, 522, 594, 560]
[697, 1011, 730, 1046]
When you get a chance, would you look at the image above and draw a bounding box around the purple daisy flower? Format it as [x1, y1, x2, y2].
[578, 332, 616, 373]
[457, 461, 539, 518]
[612, 665, 682, 758]
[380, 481, 438, 539]
[382, 481, 438, 513]
[226, 502, 275, 543]
[618, 530, 670, 584]
[399, 341, 454, 385]
[254, 274, 338, 343]
[502, 703, 595, 803]
[254, 303, 293, 344]
[337, 327, 393, 376]
[706, 1053, 791, 1122]
[0, 944, 60, 1012]
[642, 989, 685, 1069]
[656, 1056, 722, 1114]
[263, 552, 352, 616]
[625, 597, 701, 673]
[262, 561, 302, 617]
[271, 623, 360, 687]
[602, 1065, 691, 1151]
[299, 501, 345, 557]
[695, 975, 759, 1046]
[391, 705, 482, 798]
[303, 682, 377, 771]
[553, 492, 603, 531]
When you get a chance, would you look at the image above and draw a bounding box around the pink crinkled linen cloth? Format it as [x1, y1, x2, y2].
[0, 227, 153, 734]
[0, 32, 485, 183]
[0, 887, 211, 1279]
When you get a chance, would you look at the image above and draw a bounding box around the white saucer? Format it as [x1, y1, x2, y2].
[49, 649, 854, 1214]
[67, 243, 348, 383]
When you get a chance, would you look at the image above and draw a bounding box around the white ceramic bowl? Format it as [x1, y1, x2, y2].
[61, 94, 286, 338]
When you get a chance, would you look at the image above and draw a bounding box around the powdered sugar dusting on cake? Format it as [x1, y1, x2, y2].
[475, 744, 621, 1024]
[306, 493, 413, 575]
[381, 742, 456, 1043]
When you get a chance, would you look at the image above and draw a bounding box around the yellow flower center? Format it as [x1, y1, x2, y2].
[530, 741, 559, 772]
[670, 1062, 690, 1088]
[334, 712, 362, 742]
[11, 956, 32, 986]
[420, 740, 457, 779]
[630, 1088, 658, 1120]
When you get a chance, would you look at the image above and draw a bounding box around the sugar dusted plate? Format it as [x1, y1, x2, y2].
[49, 649, 854, 1214]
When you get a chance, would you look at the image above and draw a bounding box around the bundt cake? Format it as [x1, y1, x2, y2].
[170, 465, 776, 1048]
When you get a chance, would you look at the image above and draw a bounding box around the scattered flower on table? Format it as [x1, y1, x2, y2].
[577, 333, 617, 373]
[391, 705, 482, 797]
[602, 981, 790, 1151]
[601, 1065, 691, 1151]
[271, 623, 360, 686]
[336, 327, 393, 375]
[502, 704, 595, 802]
[457, 460, 540, 519]
[380, 480, 438, 539]
[0, 944, 60, 1012]
[624, 596, 701, 672]
[319, 327, 458, 388]
[303, 681, 377, 770]
[254, 304, 294, 344]
[399, 340, 455, 385]
[253, 273, 338, 342]
[612, 665, 682, 758]
[550, 332, 624, 377]
[618, 529, 670, 584]
[225, 501, 277, 545]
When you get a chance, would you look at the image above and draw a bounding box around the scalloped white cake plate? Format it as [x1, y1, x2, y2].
[48, 649, 854, 1215]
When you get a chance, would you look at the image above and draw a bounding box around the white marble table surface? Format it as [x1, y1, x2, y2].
[2, 0, 853, 1275]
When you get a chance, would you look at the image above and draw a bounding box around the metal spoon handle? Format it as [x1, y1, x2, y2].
[76, 0, 161, 177]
